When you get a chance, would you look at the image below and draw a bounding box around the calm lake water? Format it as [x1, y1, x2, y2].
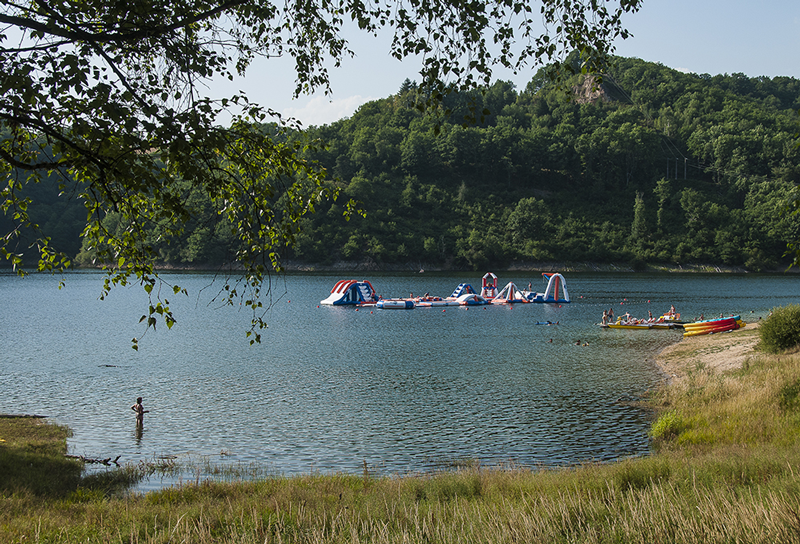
[1, 270, 798, 490]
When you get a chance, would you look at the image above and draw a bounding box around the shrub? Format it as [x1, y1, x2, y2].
[650, 410, 685, 441]
[759, 305, 800, 353]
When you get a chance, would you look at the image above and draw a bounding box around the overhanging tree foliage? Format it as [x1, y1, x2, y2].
[0, 0, 641, 346]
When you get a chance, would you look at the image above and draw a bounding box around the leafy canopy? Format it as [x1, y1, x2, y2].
[0, 0, 641, 346]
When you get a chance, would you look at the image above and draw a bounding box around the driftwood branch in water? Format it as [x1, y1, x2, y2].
[66, 454, 122, 466]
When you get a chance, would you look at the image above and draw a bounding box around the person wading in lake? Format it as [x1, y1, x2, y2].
[131, 397, 149, 424]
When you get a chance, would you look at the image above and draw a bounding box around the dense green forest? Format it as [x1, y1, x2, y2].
[4, 55, 800, 271]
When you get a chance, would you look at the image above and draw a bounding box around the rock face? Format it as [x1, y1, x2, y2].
[573, 75, 612, 105]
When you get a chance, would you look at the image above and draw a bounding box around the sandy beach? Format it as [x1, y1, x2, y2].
[655, 320, 762, 383]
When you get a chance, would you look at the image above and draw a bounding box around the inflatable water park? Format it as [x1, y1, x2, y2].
[320, 272, 570, 309]
[320, 275, 747, 336]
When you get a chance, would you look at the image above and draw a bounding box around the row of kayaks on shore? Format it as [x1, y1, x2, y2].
[682, 316, 745, 337]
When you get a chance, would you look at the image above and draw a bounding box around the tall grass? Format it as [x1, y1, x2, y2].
[4, 347, 800, 543]
[4, 462, 800, 543]
[649, 346, 800, 450]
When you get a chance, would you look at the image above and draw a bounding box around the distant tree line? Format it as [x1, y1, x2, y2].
[5, 55, 800, 271]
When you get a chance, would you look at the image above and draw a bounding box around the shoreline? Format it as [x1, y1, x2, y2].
[653, 320, 762, 384]
[280, 261, 797, 274]
[8, 260, 795, 274]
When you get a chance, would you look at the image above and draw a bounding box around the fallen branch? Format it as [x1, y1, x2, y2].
[66, 454, 122, 466]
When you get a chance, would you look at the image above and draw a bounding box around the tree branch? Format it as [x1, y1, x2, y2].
[0, 146, 62, 170]
[0, 0, 251, 45]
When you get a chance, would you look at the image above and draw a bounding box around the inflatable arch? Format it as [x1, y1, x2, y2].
[528, 273, 570, 303]
[320, 280, 378, 305]
[480, 272, 498, 299]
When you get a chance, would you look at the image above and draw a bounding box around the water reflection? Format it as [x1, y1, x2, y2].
[134, 420, 144, 444]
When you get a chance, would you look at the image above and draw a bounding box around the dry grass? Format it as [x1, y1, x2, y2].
[651, 345, 800, 450]
[4, 462, 800, 543]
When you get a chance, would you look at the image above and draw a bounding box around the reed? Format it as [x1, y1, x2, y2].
[4, 347, 800, 543]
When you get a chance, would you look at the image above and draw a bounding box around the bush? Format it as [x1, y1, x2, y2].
[650, 410, 685, 441]
[759, 305, 800, 353]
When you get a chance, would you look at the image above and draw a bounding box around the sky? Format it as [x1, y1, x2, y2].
[211, 0, 800, 128]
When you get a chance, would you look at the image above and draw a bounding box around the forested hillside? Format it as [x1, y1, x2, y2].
[6, 55, 800, 271]
[288, 56, 800, 271]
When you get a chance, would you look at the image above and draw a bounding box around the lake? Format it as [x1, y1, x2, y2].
[1, 270, 797, 490]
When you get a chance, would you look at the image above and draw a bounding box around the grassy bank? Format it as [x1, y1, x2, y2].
[0, 415, 82, 496]
[3, 329, 800, 543]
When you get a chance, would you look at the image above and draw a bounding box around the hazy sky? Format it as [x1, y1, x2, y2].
[212, 0, 800, 127]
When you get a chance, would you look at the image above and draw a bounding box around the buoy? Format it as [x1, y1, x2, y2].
[442, 309, 446, 312]
[355, 308, 359, 312]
